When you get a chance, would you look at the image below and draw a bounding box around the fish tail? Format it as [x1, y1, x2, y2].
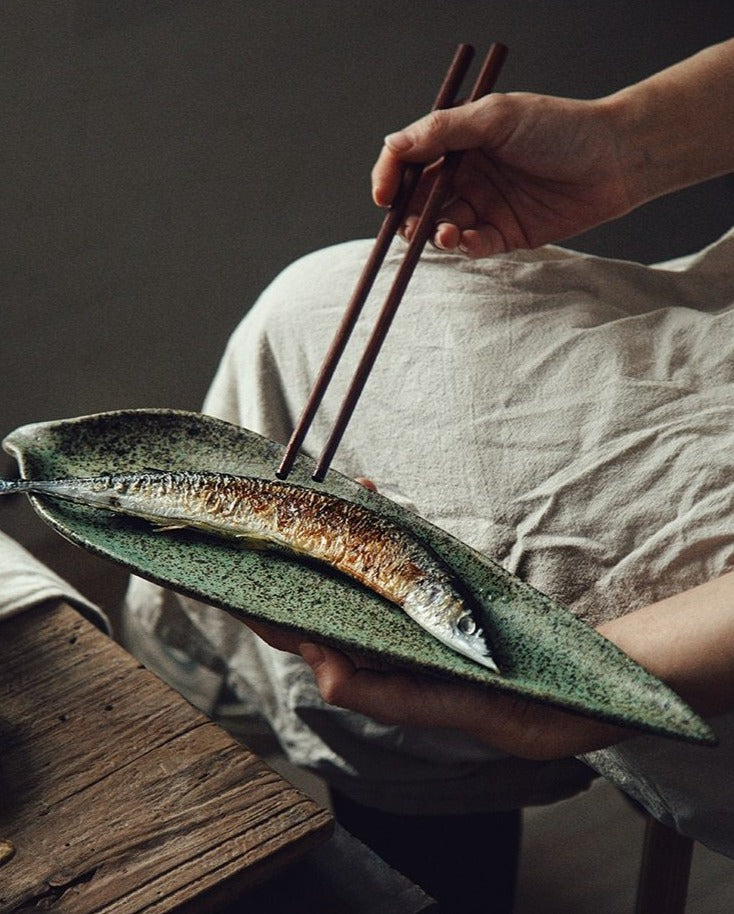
[0, 478, 34, 496]
[0, 478, 71, 499]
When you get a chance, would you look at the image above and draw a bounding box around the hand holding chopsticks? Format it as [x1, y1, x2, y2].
[277, 43, 508, 482]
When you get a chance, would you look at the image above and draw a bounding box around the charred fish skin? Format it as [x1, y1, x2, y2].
[0, 472, 499, 672]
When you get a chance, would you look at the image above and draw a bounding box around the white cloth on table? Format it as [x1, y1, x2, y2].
[0, 529, 107, 630]
[124, 227, 734, 851]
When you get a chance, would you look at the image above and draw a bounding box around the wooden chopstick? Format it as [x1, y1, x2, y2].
[310, 42, 508, 481]
[275, 43, 475, 481]
[277, 42, 508, 482]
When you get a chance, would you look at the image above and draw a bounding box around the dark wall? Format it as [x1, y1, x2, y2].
[1, 1, 732, 604]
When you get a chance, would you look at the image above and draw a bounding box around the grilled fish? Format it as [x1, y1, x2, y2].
[0, 471, 499, 671]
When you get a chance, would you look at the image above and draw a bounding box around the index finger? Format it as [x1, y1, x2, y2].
[370, 144, 406, 208]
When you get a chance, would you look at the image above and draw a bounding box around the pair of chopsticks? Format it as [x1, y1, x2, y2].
[277, 42, 508, 482]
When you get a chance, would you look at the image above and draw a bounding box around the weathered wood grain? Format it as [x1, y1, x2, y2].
[0, 603, 333, 913]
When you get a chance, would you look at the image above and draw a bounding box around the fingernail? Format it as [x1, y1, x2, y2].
[384, 132, 413, 153]
[372, 189, 391, 209]
[355, 476, 377, 491]
[300, 643, 325, 667]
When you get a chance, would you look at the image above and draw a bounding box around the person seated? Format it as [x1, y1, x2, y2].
[121, 38, 734, 911]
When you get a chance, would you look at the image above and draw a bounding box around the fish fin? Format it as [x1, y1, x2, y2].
[233, 533, 270, 550]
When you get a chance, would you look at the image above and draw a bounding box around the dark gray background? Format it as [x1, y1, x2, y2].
[2, 1, 733, 605]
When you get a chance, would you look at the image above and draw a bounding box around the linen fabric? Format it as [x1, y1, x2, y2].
[0, 529, 107, 630]
[123, 228, 734, 848]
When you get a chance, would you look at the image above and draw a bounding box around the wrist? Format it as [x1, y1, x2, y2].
[600, 39, 734, 208]
[598, 572, 734, 719]
[596, 88, 656, 209]
[597, 78, 693, 211]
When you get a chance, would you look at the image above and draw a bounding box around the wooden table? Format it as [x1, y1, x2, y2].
[0, 602, 334, 912]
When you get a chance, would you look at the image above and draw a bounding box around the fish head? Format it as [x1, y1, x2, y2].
[450, 610, 500, 673]
[403, 580, 500, 674]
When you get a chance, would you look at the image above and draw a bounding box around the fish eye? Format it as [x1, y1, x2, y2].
[457, 615, 478, 636]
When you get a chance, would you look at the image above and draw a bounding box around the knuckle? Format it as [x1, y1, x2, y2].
[319, 680, 341, 705]
[423, 109, 447, 139]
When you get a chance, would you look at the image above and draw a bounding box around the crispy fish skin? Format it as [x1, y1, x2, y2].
[0, 471, 498, 671]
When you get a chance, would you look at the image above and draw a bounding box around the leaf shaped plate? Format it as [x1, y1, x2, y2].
[3, 409, 715, 744]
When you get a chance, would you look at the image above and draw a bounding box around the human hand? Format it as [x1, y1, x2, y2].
[244, 470, 629, 758]
[248, 569, 734, 759]
[372, 39, 734, 258]
[297, 641, 630, 760]
[371, 91, 636, 258]
[244, 466, 734, 758]
[246, 617, 629, 759]
[271, 568, 734, 760]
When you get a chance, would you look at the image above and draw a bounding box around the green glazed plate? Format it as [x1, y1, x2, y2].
[3, 409, 715, 744]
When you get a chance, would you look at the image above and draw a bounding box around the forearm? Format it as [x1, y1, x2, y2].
[599, 570, 734, 718]
[606, 38, 734, 206]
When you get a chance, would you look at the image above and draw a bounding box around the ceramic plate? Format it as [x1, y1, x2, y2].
[3, 409, 714, 744]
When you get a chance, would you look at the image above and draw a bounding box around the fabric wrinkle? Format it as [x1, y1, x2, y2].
[115, 228, 734, 843]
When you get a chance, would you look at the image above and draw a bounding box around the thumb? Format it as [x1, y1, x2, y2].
[383, 98, 498, 161]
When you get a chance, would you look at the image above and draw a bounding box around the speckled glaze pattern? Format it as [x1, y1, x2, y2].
[3, 409, 715, 744]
